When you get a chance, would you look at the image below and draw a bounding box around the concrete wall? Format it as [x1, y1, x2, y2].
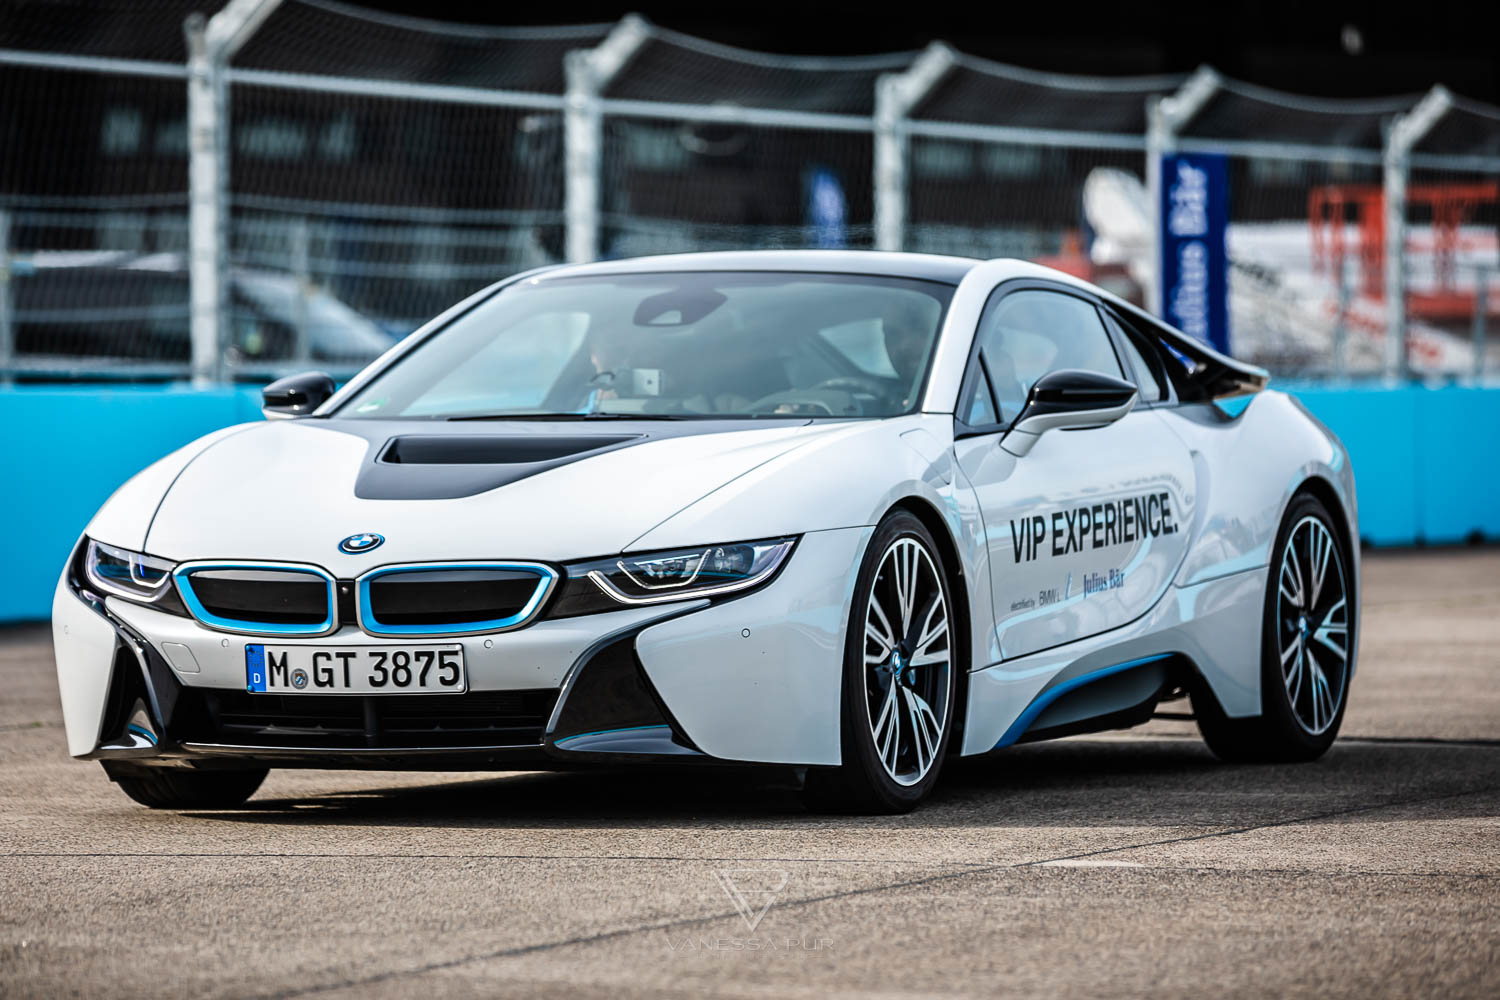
[2, 383, 1495, 621]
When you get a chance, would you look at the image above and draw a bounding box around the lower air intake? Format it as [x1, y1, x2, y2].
[183, 689, 560, 749]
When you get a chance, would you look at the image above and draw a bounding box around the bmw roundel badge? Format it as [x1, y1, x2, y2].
[339, 532, 385, 554]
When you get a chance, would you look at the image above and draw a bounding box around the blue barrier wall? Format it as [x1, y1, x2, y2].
[1288, 384, 1499, 547]
[1, 383, 1495, 621]
[1, 385, 262, 622]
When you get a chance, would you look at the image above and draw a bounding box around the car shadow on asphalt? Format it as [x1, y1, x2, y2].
[180, 736, 1500, 830]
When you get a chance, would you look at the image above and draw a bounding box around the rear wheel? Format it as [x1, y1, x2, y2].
[103, 763, 268, 809]
[806, 512, 957, 813]
[1194, 493, 1353, 762]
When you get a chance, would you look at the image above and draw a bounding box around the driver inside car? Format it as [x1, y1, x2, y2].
[882, 300, 936, 410]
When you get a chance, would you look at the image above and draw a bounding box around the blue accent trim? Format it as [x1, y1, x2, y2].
[356, 561, 558, 636]
[126, 723, 157, 746]
[993, 653, 1174, 749]
[553, 724, 699, 755]
[173, 562, 338, 637]
[555, 724, 665, 746]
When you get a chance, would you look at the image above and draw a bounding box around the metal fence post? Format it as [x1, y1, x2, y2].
[1381, 144, 1407, 382]
[563, 52, 599, 265]
[0, 208, 12, 384]
[564, 15, 649, 264]
[873, 43, 953, 253]
[290, 217, 311, 365]
[185, 14, 221, 386]
[1334, 255, 1352, 380]
[1144, 98, 1167, 316]
[1475, 267, 1490, 379]
[185, 0, 283, 387]
[1382, 85, 1451, 381]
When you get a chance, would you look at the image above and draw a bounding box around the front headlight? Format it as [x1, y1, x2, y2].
[547, 538, 796, 615]
[79, 539, 185, 613]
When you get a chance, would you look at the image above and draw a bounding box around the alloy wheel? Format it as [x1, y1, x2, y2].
[1275, 516, 1350, 735]
[861, 537, 952, 786]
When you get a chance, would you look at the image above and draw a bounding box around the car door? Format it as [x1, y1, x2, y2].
[952, 283, 1196, 660]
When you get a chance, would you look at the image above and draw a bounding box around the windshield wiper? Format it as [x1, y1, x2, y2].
[447, 412, 690, 422]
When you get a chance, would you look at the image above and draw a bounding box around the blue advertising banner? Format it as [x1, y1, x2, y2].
[1159, 152, 1229, 354]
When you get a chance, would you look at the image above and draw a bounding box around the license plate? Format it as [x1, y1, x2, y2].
[245, 644, 466, 695]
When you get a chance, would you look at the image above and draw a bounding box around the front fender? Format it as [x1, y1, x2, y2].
[83, 423, 258, 551]
[629, 415, 961, 548]
[632, 414, 994, 699]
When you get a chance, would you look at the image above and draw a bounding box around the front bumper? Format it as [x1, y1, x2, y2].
[52, 527, 871, 769]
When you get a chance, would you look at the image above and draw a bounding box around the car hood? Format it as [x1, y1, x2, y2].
[141, 418, 844, 567]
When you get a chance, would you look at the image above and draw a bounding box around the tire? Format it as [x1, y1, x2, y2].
[805, 511, 958, 813]
[103, 763, 268, 809]
[1193, 492, 1353, 763]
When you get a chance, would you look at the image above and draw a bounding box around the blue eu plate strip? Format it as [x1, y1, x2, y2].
[245, 644, 266, 692]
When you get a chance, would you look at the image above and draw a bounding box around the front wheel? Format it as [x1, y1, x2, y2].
[806, 511, 958, 813]
[1194, 493, 1353, 762]
[103, 762, 268, 809]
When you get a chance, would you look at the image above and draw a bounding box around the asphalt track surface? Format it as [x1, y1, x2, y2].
[2, 550, 1497, 998]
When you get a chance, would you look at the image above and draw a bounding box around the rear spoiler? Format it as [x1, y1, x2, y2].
[1112, 299, 1269, 402]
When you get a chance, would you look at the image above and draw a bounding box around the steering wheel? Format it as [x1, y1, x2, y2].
[811, 375, 894, 398]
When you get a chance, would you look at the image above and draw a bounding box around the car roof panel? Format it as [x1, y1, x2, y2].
[527, 250, 987, 285]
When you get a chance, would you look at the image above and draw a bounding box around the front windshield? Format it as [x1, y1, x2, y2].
[335, 271, 954, 420]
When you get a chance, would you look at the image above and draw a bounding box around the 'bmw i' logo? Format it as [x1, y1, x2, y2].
[339, 532, 385, 554]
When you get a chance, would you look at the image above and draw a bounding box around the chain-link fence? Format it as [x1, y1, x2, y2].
[1173, 82, 1415, 377]
[0, 46, 189, 374]
[1408, 95, 1500, 376]
[903, 54, 1176, 307]
[2, 0, 1498, 383]
[595, 30, 899, 255]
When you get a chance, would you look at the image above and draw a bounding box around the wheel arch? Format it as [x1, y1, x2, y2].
[1295, 474, 1356, 567]
[884, 495, 973, 751]
[1288, 472, 1360, 674]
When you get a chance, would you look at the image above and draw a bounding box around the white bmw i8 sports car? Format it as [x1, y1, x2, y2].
[53, 251, 1358, 813]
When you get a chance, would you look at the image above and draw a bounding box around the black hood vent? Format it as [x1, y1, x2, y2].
[349, 428, 647, 500]
[320, 416, 810, 501]
[379, 434, 638, 466]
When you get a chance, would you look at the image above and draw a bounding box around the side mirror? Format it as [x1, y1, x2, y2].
[262, 371, 335, 420]
[1001, 369, 1138, 457]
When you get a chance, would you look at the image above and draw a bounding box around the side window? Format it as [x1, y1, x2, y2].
[1107, 310, 1178, 403]
[974, 290, 1122, 422]
[1114, 326, 1166, 402]
[961, 361, 999, 426]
